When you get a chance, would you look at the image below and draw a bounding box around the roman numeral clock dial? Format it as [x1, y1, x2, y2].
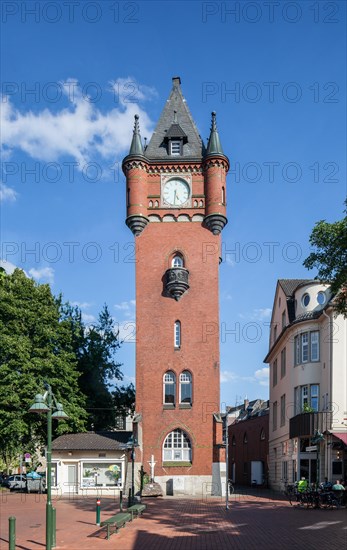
[162, 178, 190, 207]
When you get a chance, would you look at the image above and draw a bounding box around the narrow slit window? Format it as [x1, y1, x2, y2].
[174, 321, 181, 348]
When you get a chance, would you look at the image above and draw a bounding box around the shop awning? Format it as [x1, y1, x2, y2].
[332, 433, 347, 445]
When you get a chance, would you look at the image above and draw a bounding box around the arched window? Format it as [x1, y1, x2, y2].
[174, 321, 181, 348]
[222, 186, 225, 204]
[163, 429, 191, 462]
[260, 428, 265, 440]
[163, 371, 176, 405]
[243, 433, 248, 444]
[179, 371, 192, 404]
[172, 254, 184, 268]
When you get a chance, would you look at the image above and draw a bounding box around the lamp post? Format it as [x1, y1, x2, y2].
[131, 435, 137, 503]
[312, 429, 324, 489]
[28, 382, 68, 550]
[224, 409, 231, 511]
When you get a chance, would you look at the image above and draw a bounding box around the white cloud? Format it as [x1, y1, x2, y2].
[0, 183, 17, 202]
[225, 257, 236, 267]
[28, 267, 54, 284]
[251, 308, 272, 320]
[71, 301, 93, 310]
[1, 78, 154, 166]
[114, 300, 135, 318]
[220, 370, 254, 384]
[254, 367, 270, 387]
[221, 366, 269, 388]
[0, 259, 24, 275]
[239, 307, 272, 321]
[81, 312, 96, 324]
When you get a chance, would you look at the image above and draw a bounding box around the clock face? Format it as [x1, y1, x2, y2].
[162, 178, 190, 207]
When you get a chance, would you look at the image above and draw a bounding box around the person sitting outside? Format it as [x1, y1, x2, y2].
[332, 479, 345, 505]
[298, 477, 308, 492]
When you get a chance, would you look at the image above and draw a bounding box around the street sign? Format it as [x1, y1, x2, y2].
[24, 453, 31, 459]
[306, 445, 317, 452]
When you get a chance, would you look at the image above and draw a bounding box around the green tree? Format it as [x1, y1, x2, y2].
[303, 202, 347, 317]
[0, 268, 87, 472]
[61, 302, 134, 430]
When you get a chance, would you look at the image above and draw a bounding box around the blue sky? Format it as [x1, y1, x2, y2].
[1, 1, 346, 409]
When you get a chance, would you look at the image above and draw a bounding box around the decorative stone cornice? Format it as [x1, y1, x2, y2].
[147, 163, 203, 174]
[202, 157, 229, 171]
[122, 159, 148, 172]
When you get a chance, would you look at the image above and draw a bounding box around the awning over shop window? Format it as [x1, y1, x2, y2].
[332, 433, 347, 446]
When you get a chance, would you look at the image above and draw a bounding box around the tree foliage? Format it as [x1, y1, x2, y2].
[303, 202, 347, 317]
[0, 268, 136, 471]
[0, 269, 87, 471]
[60, 302, 134, 430]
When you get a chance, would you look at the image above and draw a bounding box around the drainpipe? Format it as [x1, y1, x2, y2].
[322, 308, 332, 480]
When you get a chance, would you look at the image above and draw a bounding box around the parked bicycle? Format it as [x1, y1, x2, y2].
[228, 479, 235, 495]
[284, 484, 340, 510]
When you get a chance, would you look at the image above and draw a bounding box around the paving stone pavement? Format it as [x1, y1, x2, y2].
[0, 491, 346, 550]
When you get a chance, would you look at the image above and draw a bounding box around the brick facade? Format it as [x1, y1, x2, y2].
[229, 407, 269, 487]
[122, 78, 229, 495]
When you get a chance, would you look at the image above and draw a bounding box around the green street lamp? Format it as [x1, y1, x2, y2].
[29, 382, 68, 550]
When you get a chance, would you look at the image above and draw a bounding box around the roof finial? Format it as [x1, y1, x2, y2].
[206, 110, 224, 156]
[129, 114, 144, 156]
[211, 111, 217, 131]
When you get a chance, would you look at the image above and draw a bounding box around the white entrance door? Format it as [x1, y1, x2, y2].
[67, 464, 78, 494]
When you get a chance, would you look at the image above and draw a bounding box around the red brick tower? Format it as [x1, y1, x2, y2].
[122, 77, 229, 496]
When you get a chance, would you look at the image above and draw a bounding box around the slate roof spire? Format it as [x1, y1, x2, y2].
[145, 76, 205, 159]
[206, 111, 224, 156]
[128, 114, 144, 156]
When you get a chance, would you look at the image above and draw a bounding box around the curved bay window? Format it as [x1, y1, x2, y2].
[179, 371, 192, 405]
[163, 371, 176, 405]
[163, 428, 192, 463]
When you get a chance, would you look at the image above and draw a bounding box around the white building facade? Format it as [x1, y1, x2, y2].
[265, 279, 347, 490]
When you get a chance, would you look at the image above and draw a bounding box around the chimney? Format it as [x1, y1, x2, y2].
[172, 76, 181, 86]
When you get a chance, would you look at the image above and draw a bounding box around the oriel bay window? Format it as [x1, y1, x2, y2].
[294, 331, 320, 365]
[294, 384, 319, 414]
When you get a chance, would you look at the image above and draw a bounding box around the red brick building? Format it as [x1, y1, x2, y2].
[122, 77, 229, 495]
[228, 400, 269, 487]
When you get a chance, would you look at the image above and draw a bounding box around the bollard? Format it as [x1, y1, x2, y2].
[96, 499, 101, 526]
[119, 490, 123, 512]
[52, 507, 56, 548]
[9, 517, 16, 550]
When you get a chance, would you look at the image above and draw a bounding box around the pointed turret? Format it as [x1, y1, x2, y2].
[128, 114, 144, 156]
[122, 114, 149, 237]
[206, 111, 224, 156]
[203, 111, 229, 235]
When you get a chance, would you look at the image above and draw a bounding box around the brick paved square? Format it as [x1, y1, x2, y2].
[1, 491, 346, 550]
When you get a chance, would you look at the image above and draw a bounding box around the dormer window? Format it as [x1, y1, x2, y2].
[165, 112, 188, 157]
[171, 140, 182, 156]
